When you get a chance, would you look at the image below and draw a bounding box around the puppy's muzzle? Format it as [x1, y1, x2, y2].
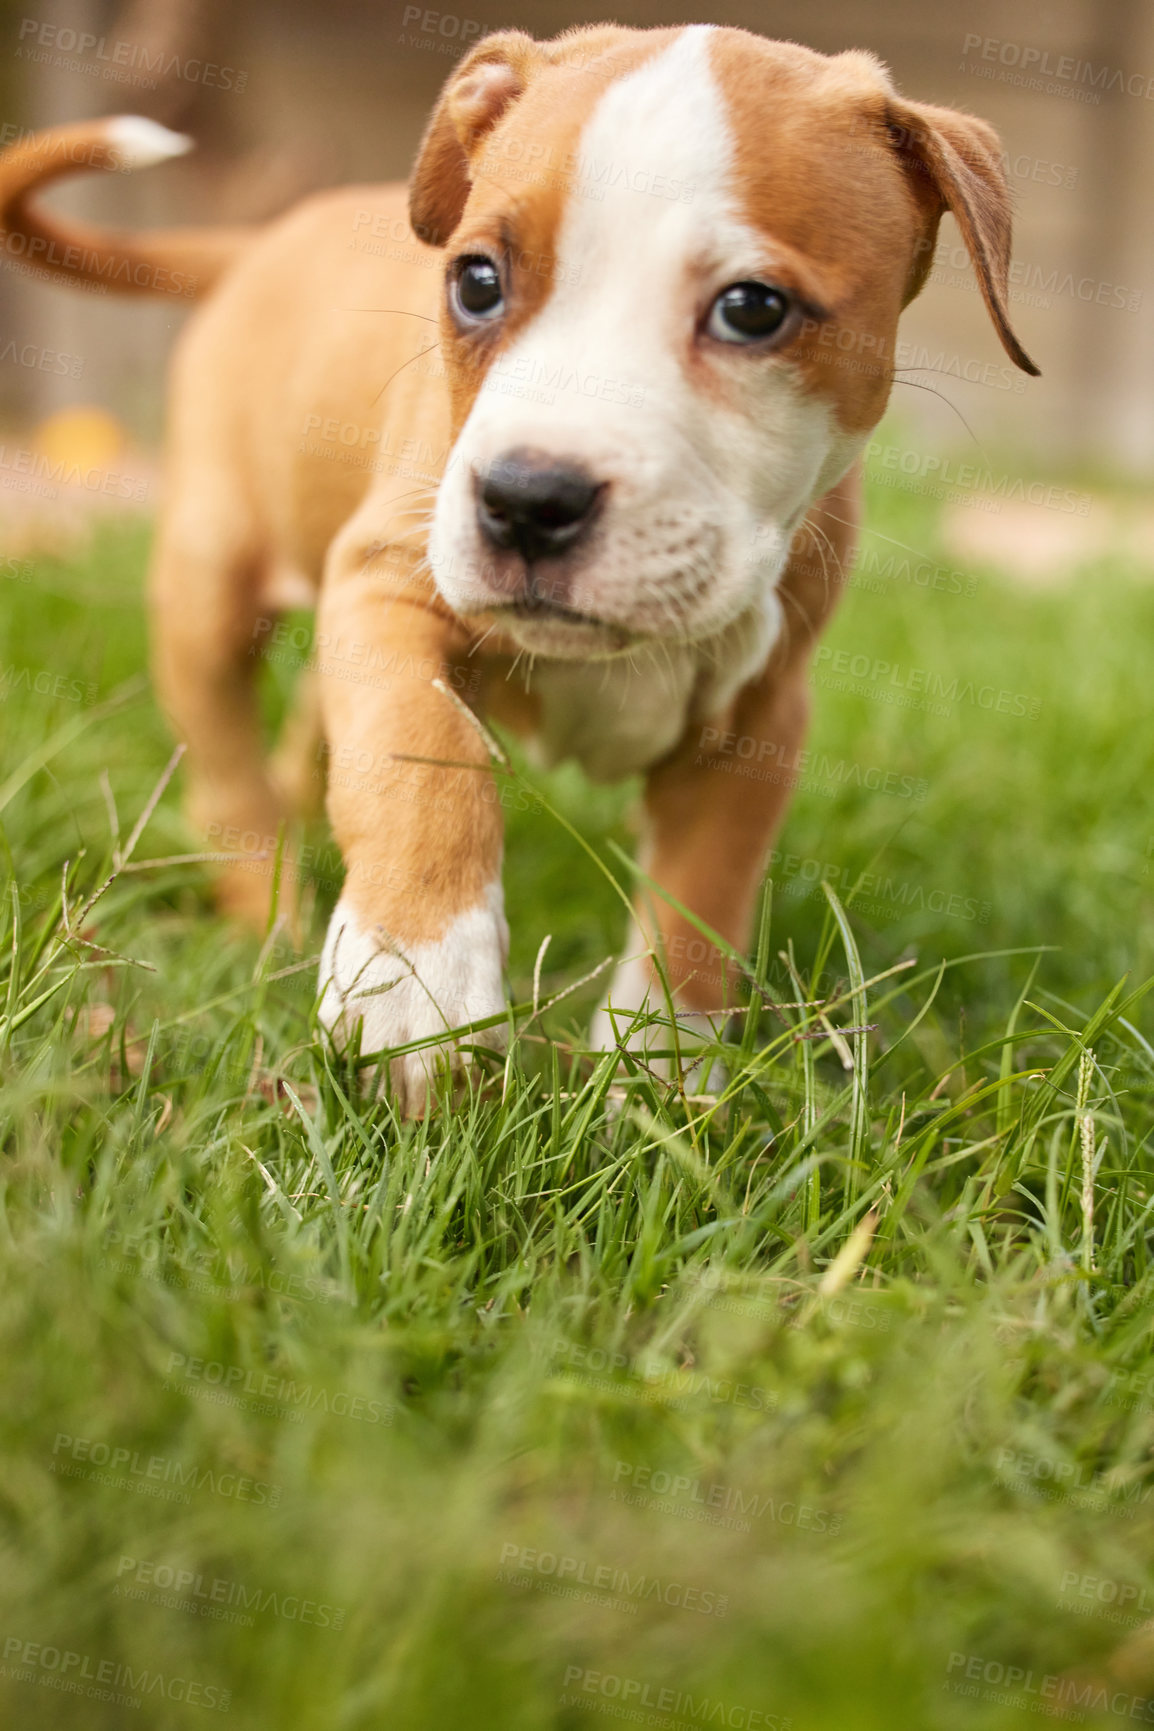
[475, 448, 605, 571]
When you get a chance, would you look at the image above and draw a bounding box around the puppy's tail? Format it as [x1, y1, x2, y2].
[0, 115, 251, 301]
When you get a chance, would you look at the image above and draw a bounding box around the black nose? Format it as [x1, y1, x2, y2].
[476, 450, 603, 562]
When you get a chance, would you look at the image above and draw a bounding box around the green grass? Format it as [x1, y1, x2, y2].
[3, 453, 1154, 1729]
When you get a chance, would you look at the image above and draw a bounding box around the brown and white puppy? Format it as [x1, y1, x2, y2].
[0, 27, 1037, 1111]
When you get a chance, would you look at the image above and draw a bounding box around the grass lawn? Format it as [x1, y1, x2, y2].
[2, 448, 1154, 1729]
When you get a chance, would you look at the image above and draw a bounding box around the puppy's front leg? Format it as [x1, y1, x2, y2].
[593, 663, 812, 1058]
[594, 472, 860, 1056]
[315, 528, 507, 1116]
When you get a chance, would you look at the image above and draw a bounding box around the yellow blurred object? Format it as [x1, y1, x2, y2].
[33, 406, 127, 472]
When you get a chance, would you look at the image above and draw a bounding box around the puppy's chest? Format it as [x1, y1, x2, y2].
[527, 650, 701, 782]
[483, 601, 782, 783]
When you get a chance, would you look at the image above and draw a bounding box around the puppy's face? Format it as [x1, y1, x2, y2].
[413, 26, 1035, 661]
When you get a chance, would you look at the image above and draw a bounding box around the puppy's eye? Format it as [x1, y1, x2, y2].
[707, 281, 792, 345]
[450, 256, 504, 323]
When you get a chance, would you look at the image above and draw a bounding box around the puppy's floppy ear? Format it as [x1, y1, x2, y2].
[884, 98, 1040, 377]
[409, 31, 539, 247]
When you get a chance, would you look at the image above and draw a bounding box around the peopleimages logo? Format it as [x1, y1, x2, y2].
[695, 727, 928, 802]
[1105, 1366, 1154, 1411]
[16, 17, 248, 92]
[164, 1351, 392, 1425]
[0, 338, 83, 377]
[921, 245, 1142, 316]
[547, 1338, 776, 1411]
[866, 441, 1092, 514]
[0, 663, 97, 706]
[0, 441, 149, 500]
[611, 1460, 843, 1536]
[399, 5, 483, 46]
[0, 1633, 230, 1713]
[994, 1445, 1154, 1517]
[767, 851, 991, 927]
[812, 645, 1041, 721]
[115, 1556, 346, 1631]
[945, 1650, 1154, 1721]
[961, 33, 1154, 102]
[1057, 1568, 1154, 1630]
[497, 1543, 728, 1617]
[50, 1432, 282, 1507]
[561, 1666, 792, 1729]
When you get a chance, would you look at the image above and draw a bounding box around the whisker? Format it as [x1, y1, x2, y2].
[889, 377, 986, 452]
[341, 308, 441, 324]
[818, 509, 957, 574]
[371, 340, 442, 407]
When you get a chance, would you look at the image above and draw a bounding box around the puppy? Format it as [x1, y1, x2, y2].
[0, 26, 1037, 1112]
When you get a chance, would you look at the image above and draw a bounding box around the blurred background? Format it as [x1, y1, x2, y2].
[0, 0, 1150, 544]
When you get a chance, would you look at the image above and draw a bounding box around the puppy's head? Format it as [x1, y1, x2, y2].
[411, 25, 1037, 660]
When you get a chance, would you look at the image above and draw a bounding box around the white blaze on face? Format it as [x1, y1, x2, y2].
[430, 25, 855, 655]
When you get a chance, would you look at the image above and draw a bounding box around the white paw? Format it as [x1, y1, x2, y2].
[318, 888, 509, 1115]
[591, 937, 729, 1092]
